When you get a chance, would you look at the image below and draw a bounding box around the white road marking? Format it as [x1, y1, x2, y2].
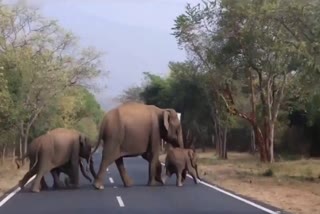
[116, 196, 125, 207]
[113, 186, 117, 188]
[0, 175, 36, 207]
[160, 163, 278, 214]
[109, 177, 114, 184]
[106, 168, 109, 172]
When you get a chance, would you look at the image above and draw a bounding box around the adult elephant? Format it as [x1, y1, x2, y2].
[90, 102, 184, 190]
[16, 128, 96, 193]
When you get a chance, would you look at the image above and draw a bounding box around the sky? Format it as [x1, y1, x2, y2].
[4, 0, 201, 110]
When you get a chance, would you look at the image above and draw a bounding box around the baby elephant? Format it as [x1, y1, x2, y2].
[162, 147, 201, 187]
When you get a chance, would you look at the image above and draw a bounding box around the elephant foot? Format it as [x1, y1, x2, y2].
[123, 177, 134, 187]
[53, 181, 64, 189]
[161, 175, 168, 184]
[156, 176, 164, 185]
[18, 180, 24, 189]
[64, 178, 79, 189]
[41, 184, 49, 190]
[64, 177, 70, 187]
[93, 181, 104, 190]
[31, 187, 40, 193]
[176, 183, 183, 187]
[147, 179, 159, 186]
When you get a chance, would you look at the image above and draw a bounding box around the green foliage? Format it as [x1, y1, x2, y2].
[31, 86, 104, 139]
[0, 1, 105, 155]
[118, 86, 144, 104]
[0, 69, 13, 130]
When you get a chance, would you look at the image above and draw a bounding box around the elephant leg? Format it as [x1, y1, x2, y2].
[93, 142, 120, 190]
[186, 160, 199, 184]
[176, 169, 183, 187]
[148, 153, 160, 186]
[115, 157, 133, 187]
[162, 167, 173, 184]
[40, 177, 49, 190]
[63, 169, 74, 188]
[30, 155, 52, 193]
[66, 155, 80, 189]
[181, 169, 187, 183]
[147, 128, 161, 186]
[61, 166, 79, 189]
[141, 153, 163, 185]
[51, 169, 64, 189]
[31, 168, 50, 193]
[188, 167, 199, 184]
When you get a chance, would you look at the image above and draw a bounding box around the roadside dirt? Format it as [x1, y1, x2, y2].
[159, 151, 320, 214]
[0, 160, 28, 197]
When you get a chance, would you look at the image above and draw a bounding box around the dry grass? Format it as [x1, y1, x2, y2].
[159, 150, 320, 214]
[0, 159, 28, 197]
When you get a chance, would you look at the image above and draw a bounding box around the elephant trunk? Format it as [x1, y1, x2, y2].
[79, 159, 92, 182]
[89, 158, 97, 179]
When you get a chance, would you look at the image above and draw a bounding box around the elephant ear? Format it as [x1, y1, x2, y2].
[163, 110, 170, 131]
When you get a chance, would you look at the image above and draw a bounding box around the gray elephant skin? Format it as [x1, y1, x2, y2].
[15, 128, 96, 193]
[90, 102, 184, 190]
[162, 146, 201, 187]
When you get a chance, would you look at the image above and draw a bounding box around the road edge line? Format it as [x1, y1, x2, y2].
[0, 175, 36, 207]
[160, 162, 279, 214]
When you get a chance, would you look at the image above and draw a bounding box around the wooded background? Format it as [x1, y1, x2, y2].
[120, 0, 320, 163]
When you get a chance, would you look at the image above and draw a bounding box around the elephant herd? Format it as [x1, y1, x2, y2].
[15, 102, 201, 193]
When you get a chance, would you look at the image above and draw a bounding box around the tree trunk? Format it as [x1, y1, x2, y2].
[211, 134, 215, 147]
[249, 70, 257, 156]
[250, 128, 256, 154]
[12, 142, 16, 164]
[215, 123, 220, 156]
[19, 136, 23, 159]
[2, 143, 7, 164]
[221, 127, 228, 159]
[265, 121, 275, 162]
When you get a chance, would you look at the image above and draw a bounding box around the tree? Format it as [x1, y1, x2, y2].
[118, 85, 144, 104]
[172, 0, 320, 162]
[0, 2, 104, 161]
[31, 86, 104, 144]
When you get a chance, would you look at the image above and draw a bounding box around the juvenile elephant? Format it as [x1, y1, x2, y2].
[90, 102, 184, 190]
[162, 146, 201, 187]
[47, 158, 93, 189]
[16, 128, 96, 193]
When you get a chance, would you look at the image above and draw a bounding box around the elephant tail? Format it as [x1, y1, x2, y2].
[14, 143, 39, 170]
[90, 116, 106, 156]
[87, 120, 105, 171]
[27, 143, 42, 172]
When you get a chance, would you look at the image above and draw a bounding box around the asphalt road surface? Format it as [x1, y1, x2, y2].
[0, 152, 284, 214]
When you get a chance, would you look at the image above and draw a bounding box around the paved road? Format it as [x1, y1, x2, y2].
[0, 153, 283, 214]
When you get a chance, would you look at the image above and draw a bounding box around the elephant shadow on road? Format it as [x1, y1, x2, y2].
[18, 183, 101, 194]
